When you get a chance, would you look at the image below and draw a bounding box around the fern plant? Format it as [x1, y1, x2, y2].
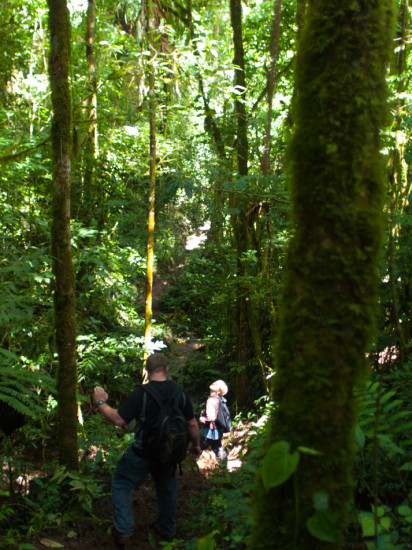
[0, 351, 55, 420]
[354, 371, 412, 549]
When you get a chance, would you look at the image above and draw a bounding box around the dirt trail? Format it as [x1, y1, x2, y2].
[31, 299, 230, 549]
[31, 337, 246, 550]
[34, 459, 216, 550]
[31, 433, 247, 550]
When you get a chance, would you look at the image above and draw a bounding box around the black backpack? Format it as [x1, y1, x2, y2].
[142, 383, 189, 467]
[215, 396, 232, 433]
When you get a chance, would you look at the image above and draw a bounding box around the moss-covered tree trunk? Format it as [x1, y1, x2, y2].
[83, 0, 98, 225]
[250, 1, 394, 548]
[261, 0, 282, 177]
[47, 0, 78, 470]
[230, 0, 254, 407]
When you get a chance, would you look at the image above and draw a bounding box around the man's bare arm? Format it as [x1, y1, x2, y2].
[94, 386, 126, 427]
[187, 417, 201, 459]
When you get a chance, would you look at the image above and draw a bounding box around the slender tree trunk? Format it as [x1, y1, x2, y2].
[230, 0, 254, 407]
[83, 0, 98, 223]
[143, 12, 157, 380]
[257, 0, 282, 389]
[47, 0, 78, 471]
[250, 0, 394, 547]
[261, 0, 282, 177]
[230, 0, 248, 175]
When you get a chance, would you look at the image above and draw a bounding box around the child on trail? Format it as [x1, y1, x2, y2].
[199, 379, 229, 461]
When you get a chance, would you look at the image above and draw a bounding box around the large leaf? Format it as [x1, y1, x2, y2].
[355, 424, 365, 448]
[261, 441, 299, 491]
[197, 531, 217, 550]
[359, 512, 375, 537]
[307, 511, 341, 543]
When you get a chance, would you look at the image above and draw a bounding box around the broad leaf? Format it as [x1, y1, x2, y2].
[262, 441, 299, 491]
[307, 511, 341, 542]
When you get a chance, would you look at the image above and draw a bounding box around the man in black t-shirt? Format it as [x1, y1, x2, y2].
[94, 354, 201, 548]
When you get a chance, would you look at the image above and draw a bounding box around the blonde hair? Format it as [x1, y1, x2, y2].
[209, 379, 228, 396]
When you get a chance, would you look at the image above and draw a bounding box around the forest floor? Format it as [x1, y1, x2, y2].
[29, 437, 246, 550]
[2, 230, 381, 550]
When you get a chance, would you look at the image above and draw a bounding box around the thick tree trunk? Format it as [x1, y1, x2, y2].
[47, 0, 78, 471]
[250, 1, 394, 548]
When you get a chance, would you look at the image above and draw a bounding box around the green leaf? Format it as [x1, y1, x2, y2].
[380, 516, 390, 531]
[379, 390, 396, 404]
[184, 183, 193, 199]
[359, 512, 375, 537]
[261, 441, 299, 491]
[313, 491, 329, 511]
[38, 539, 64, 548]
[399, 462, 412, 471]
[307, 511, 341, 542]
[0, 348, 20, 361]
[326, 143, 338, 154]
[383, 399, 403, 412]
[297, 446, 322, 455]
[397, 505, 412, 517]
[197, 531, 217, 550]
[355, 425, 365, 448]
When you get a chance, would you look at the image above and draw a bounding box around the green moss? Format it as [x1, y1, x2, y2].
[250, 1, 395, 548]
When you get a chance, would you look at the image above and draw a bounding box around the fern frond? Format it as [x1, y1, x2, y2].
[0, 392, 33, 416]
[0, 364, 56, 417]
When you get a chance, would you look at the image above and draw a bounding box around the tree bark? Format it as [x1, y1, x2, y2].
[144, 66, 156, 376]
[230, 0, 253, 407]
[83, 0, 98, 224]
[47, 0, 78, 471]
[250, 0, 394, 547]
[143, 6, 157, 380]
[261, 0, 282, 177]
[230, 0, 248, 175]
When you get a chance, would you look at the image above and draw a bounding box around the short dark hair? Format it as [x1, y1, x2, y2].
[145, 353, 168, 373]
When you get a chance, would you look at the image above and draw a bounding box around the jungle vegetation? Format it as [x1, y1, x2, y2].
[1, 0, 411, 549]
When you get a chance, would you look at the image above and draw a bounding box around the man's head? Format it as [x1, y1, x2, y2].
[145, 353, 168, 376]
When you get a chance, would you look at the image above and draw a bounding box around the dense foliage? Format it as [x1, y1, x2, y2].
[1, 0, 411, 548]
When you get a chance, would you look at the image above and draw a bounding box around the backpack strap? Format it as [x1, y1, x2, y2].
[143, 382, 184, 409]
[133, 390, 147, 448]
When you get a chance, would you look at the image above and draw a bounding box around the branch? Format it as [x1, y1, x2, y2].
[0, 137, 50, 164]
